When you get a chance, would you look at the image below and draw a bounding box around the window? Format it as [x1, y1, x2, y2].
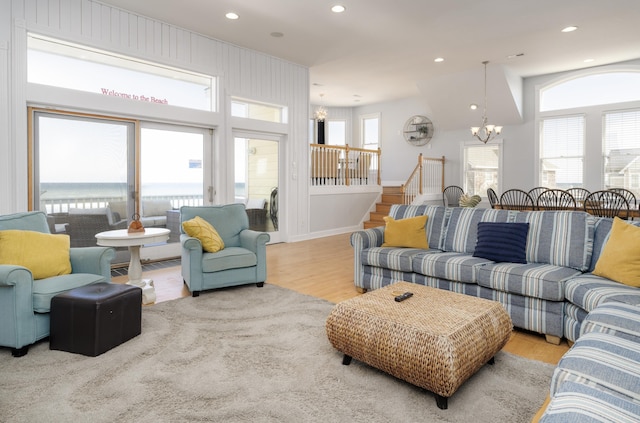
[327, 120, 346, 146]
[539, 116, 584, 188]
[462, 142, 501, 197]
[231, 98, 288, 123]
[603, 109, 640, 195]
[28, 34, 215, 112]
[361, 114, 380, 150]
[540, 72, 640, 112]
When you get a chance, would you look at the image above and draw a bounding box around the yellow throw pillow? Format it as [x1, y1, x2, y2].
[0, 230, 72, 279]
[381, 215, 429, 249]
[182, 216, 225, 253]
[592, 217, 640, 287]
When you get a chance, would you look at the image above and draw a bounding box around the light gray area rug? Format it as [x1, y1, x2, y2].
[1, 284, 554, 422]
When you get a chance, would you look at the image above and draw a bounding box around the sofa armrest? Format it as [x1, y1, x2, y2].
[69, 247, 116, 281]
[350, 227, 385, 250]
[350, 227, 385, 290]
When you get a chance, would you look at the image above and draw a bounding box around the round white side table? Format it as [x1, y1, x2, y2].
[95, 228, 170, 305]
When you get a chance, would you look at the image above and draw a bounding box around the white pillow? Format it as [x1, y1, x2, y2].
[246, 198, 266, 209]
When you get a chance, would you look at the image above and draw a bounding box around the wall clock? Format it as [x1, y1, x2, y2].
[403, 115, 434, 146]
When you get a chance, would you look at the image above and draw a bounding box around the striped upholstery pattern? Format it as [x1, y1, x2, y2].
[441, 207, 512, 254]
[565, 274, 640, 313]
[540, 381, 640, 423]
[411, 251, 492, 283]
[388, 204, 448, 250]
[350, 226, 385, 290]
[580, 302, 640, 341]
[361, 247, 431, 272]
[563, 303, 589, 343]
[512, 211, 594, 271]
[477, 263, 580, 301]
[550, 332, 640, 401]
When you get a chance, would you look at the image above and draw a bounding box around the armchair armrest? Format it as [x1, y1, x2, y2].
[239, 229, 271, 254]
[180, 234, 204, 293]
[69, 246, 116, 281]
[0, 265, 37, 349]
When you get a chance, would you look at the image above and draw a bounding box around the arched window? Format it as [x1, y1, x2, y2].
[540, 71, 640, 112]
[537, 68, 640, 194]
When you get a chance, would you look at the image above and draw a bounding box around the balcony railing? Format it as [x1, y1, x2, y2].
[310, 144, 381, 187]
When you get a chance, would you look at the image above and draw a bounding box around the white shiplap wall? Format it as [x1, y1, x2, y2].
[3, 0, 311, 238]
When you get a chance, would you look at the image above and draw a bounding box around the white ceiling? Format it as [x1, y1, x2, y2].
[99, 0, 640, 128]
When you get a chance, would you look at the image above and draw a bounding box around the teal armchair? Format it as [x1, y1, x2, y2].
[180, 205, 270, 297]
[0, 211, 115, 357]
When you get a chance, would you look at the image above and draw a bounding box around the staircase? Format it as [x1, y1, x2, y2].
[363, 186, 404, 229]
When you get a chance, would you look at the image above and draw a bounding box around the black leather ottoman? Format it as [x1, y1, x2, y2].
[50, 282, 142, 356]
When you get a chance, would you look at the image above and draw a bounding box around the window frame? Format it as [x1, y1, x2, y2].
[460, 139, 503, 198]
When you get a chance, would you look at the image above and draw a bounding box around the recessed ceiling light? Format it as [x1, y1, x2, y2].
[470, 104, 478, 110]
[584, 58, 595, 63]
[225, 12, 239, 20]
[561, 26, 578, 33]
[506, 53, 525, 59]
[270, 32, 284, 38]
[434, 57, 444, 63]
[331, 5, 346, 13]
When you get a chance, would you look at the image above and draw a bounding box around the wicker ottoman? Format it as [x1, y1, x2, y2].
[326, 282, 512, 409]
[50, 282, 142, 357]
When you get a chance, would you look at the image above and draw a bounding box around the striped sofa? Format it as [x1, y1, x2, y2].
[540, 302, 640, 422]
[351, 204, 640, 421]
[351, 205, 640, 344]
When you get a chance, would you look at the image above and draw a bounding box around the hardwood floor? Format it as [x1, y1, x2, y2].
[113, 232, 570, 365]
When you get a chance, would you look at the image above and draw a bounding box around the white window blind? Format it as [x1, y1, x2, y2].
[539, 116, 584, 188]
[603, 109, 640, 194]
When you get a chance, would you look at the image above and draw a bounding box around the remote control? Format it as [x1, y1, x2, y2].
[394, 292, 413, 302]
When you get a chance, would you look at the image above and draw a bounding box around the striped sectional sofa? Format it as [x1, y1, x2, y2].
[540, 302, 640, 422]
[351, 205, 640, 343]
[351, 204, 640, 421]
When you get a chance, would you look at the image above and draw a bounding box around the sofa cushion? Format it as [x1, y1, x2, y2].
[361, 247, 433, 273]
[565, 273, 640, 313]
[142, 200, 172, 217]
[580, 302, 640, 341]
[442, 207, 512, 254]
[32, 274, 105, 313]
[0, 230, 72, 280]
[381, 215, 428, 249]
[476, 263, 580, 301]
[201, 247, 257, 272]
[592, 217, 640, 287]
[540, 381, 640, 423]
[512, 211, 594, 271]
[389, 205, 447, 250]
[412, 252, 492, 284]
[473, 222, 529, 263]
[550, 331, 640, 402]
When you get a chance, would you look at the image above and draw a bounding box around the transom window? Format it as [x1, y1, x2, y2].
[27, 34, 215, 112]
[231, 98, 288, 123]
[540, 72, 640, 112]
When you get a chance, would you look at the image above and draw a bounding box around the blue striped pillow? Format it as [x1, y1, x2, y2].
[473, 222, 529, 263]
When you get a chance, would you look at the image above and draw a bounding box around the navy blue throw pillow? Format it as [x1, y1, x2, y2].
[473, 222, 529, 263]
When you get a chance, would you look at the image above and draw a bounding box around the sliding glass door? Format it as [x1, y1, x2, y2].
[32, 110, 213, 263]
[33, 111, 134, 251]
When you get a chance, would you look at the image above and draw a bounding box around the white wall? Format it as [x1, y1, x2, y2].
[1, 0, 311, 240]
